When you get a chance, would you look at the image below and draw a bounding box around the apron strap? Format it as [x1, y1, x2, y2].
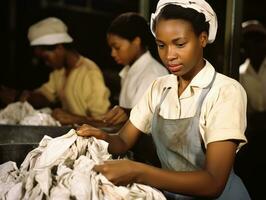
[195, 72, 217, 116]
[158, 87, 171, 107]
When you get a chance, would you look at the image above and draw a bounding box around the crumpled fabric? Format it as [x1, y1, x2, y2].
[0, 161, 20, 199]
[0, 101, 60, 126]
[0, 129, 166, 200]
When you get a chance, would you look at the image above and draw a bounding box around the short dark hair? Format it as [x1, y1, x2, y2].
[152, 4, 209, 37]
[107, 12, 154, 49]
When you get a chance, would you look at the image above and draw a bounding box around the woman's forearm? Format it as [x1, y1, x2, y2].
[136, 163, 223, 198]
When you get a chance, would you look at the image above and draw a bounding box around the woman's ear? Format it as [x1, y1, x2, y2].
[199, 32, 208, 47]
[132, 36, 141, 47]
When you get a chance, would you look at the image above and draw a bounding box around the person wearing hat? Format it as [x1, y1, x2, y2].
[19, 17, 111, 125]
[239, 20, 266, 113]
[76, 0, 250, 199]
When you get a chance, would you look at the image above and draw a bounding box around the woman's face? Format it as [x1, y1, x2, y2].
[155, 19, 207, 79]
[33, 45, 65, 70]
[107, 33, 142, 66]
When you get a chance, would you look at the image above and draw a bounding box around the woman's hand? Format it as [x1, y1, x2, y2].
[76, 123, 106, 140]
[101, 105, 129, 126]
[93, 159, 142, 186]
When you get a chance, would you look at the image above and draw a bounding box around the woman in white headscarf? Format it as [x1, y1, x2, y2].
[77, 0, 251, 199]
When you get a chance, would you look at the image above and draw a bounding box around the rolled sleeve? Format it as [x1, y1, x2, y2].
[202, 81, 248, 151]
[130, 82, 155, 133]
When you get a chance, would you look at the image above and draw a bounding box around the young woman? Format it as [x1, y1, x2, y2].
[101, 12, 169, 126]
[77, 0, 250, 199]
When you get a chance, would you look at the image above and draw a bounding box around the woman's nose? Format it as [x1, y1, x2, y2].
[111, 49, 117, 58]
[166, 46, 177, 61]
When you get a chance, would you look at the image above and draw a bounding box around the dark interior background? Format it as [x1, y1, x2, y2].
[1, 0, 265, 104]
[0, 0, 265, 199]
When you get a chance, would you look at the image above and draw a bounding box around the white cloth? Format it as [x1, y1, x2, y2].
[0, 101, 60, 126]
[130, 60, 247, 150]
[0, 161, 20, 199]
[0, 129, 166, 200]
[150, 0, 218, 43]
[119, 51, 169, 108]
[239, 57, 266, 112]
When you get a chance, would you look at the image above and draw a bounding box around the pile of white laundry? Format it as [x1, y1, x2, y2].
[0, 129, 166, 200]
[0, 101, 60, 126]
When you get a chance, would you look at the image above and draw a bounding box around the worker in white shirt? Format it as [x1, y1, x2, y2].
[101, 12, 169, 126]
[239, 20, 266, 113]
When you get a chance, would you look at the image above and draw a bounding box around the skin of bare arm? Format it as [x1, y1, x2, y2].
[77, 120, 237, 198]
[136, 140, 237, 198]
[51, 108, 91, 125]
[77, 120, 141, 154]
[93, 140, 237, 198]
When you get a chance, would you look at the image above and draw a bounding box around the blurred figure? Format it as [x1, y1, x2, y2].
[0, 17, 111, 125]
[237, 20, 266, 199]
[239, 20, 266, 113]
[101, 12, 169, 126]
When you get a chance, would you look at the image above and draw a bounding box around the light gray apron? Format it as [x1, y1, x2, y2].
[151, 72, 250, 199]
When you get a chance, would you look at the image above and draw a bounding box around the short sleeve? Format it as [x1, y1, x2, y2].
[130, 81, 156, 133]
[202, 81, 248, 150]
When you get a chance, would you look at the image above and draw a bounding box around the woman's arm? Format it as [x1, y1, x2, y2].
[141, 140, 236, 197]
[77, 120, 142, 154]
[94, 140, 237, 198]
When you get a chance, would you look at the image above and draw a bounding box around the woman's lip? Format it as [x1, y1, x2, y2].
[167, 64, 182, 72]
[114, 59, 122, 64]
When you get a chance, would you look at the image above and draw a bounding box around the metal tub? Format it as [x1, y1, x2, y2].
[0, 125, 72, 165]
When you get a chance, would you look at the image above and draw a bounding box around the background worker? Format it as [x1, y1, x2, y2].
[101, 12, 169, 126]
[0, 17, 111, 125]
[239, 20, 266, 113]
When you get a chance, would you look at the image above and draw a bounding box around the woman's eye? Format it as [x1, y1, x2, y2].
[176, 43, 186, 48]
[157, 43, 164, 49]
[113, 46, 120, 51]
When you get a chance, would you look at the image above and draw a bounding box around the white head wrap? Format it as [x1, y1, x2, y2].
[28, 17, 73, 46]
[150, 0, 218, 43]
